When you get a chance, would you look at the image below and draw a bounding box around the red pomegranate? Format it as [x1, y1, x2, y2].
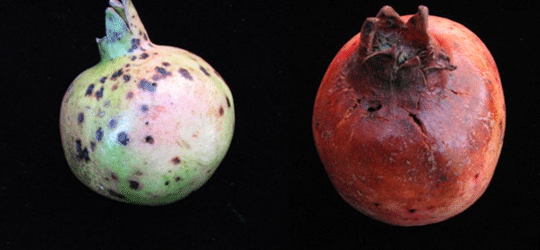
[312, 5, 505, 226]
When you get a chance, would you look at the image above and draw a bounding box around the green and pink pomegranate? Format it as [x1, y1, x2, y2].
[60, 0, 234, 205]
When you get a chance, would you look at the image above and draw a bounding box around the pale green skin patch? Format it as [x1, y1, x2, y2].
[59, 0, 234, 205]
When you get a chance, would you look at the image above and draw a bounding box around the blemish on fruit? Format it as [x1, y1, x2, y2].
[95, 87, 104, 100]
[199, 66, 210, 76]
[128, 38, 140, 52]
[111, 68, 123, 80]
[112, 84, 118, 91]
[95, 127, 104, 142]
[155, 66, 168, 75]
[118, 132, 130, 146]
[408, 209, 417, 213]
[107, 189, 126, 199]
[226, 96, 231, 108]
[165, 181, 170, 186]
[179, 68, 193, 80]
[140, 53, 149, 59]
[474, 173, 479, 179]
[131, 56, 137, 61]
[145, 135, 154, 144]
[90, 141, 96, 151]
[175, 176, 181, 182]
[85, 84, 95, 96]
[77, 112, 84, 124]
[141, 105, 148, 112]
[100, 76, 107, 83]
[219, 106, 224, 116]
[171, 157, 181, 165]
[111, 173, 119, 181]
[75, 139, 90, 162]
[126, 91, 134, 99]
[162, 62, 170, 67]
[374, 203, 380, 207]
[108, 119, 117, 128]
[123, 74, 131, 82]
[139, 79, 157, 92]
[129, 180, 140, 190]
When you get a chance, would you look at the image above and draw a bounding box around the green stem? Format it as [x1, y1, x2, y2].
[97, 0, 151, 61]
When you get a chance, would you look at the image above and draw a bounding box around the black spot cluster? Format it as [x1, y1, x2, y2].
[128, 38, 141, 52]
[85, 84, 95, 96]
[118, 132, 130, 146]
[111, 68, 124, 81]
[199, 66, 210, 76]
[75, 139, 90, 162]
[139, 79, 157, 92]
[179, 68, 192, 80]
[95, 87, 104, 100]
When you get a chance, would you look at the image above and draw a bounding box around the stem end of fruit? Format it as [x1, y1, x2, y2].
[97, 0, 151, 61]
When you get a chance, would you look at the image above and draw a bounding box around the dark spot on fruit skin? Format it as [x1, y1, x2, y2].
[128, 38, 140, 52]
[474, 173, 479, 179]
[219, 106, 224, 116]
[439, 174, 448, 182]
[90, 141, 96, 151]
[172, 157, 181, 165]
[409, 209, 416, 213]
[75, 140, 90, 162]
[111, 173, 118, 181]
[95, 87, 104, 100]
[107, 189, 126, 199]
[77, 113, 84, 124]
[123, 74, 131, 82]
[85, 84, 95, 96]
[112, 84, 118, 91]
[155, 66, 168, 75]
[179, 68, 193, 80]
[100, 77, 107, 83]
[131, 56, 137, 61]
[108, 119, 117, 129]
[175, 176, 181, 182]
[118, 132, 130, 145]
[145, 121, 149, 126]
[374, 203, 380, 207]
[139, 79, 157, 92]
[129, 180, 140, 190]
[165, 181, 170, 186]
[126, 92, 134, 99]
[199, 66, 210, 76]
[140, 53, 149, 59]
[95, 127, 104, 142]
[141, 105, 148, 112]
[125, 64, 130, 68]
[226, 96, 231, 108]
[111, 68, 123, 80]
[162, 62, 170, 67]
[145, 136, 154, 144]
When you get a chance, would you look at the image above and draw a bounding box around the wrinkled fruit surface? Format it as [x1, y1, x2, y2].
[312, 6, 505, 226]
[60, 0, 234, 205]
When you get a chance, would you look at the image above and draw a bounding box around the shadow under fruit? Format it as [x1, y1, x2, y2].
[312, 5, 505, 226]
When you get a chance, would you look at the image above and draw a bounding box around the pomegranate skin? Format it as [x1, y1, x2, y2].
[312, 6, 505, 226]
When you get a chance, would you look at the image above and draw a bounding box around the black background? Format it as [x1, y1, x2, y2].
[1, 0, 539, 249]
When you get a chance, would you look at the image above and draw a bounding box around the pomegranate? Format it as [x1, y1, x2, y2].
[312, 5, 505, 226]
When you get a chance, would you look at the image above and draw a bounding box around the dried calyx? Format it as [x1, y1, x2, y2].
[356, 5, 456, 88]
